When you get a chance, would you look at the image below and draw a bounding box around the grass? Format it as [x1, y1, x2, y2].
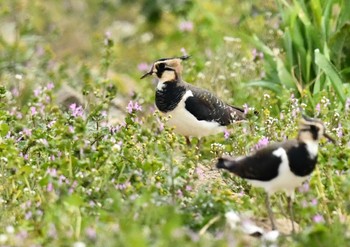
[1, 0, 350, 246]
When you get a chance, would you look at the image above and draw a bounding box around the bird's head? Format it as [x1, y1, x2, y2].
[140, 55, 190, 81]
[298, 115, 335, 143]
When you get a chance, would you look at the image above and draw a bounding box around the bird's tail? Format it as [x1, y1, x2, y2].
[216, 157, 238, 173]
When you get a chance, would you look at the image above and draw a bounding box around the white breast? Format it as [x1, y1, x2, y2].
[165, 90, 224, 138]
[247, 147, 309, 198]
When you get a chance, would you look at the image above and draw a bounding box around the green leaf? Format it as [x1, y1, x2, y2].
[0, 123, 9, 137]
[65, 194, 83, 207]
[276, 58, 296, 90]
[314, 49, 346, 104]
[245, 80, 283, 93]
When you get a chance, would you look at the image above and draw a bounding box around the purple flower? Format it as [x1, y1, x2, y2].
[251, 49, 264, 60]
[12, 88, 19, 97]
[224, 129, 230, 139]
[337, 123, 343, 138]
[17, 230, 28, 240]
[101, 111, 108, 117]
[345, 98, 350, 111]
[69, 103, 84, 118]
[156, 118, 164, 131]
[46, 168, 57, 177]
[69, 103, 84, 117]
[47, 120, 56, 128]
[194, 167, 204, 179]
[23, 128, 32, 137]
[243, 104, 249, 114]
[33, 88, 41, 97]
[185, 185, 192, 191]
[25, 211, 33, 220]
[133, 102, 142, 111]
[315, 103, 321, 113]
[138, 63, 149, 72]
[254, 137, 269, 150]
[126, 101, 133, 113]
[48, 223, 57, 238]
[176, 189, 183, 198]
[38, 138, 48, 147]
[116, 182, 130, 190]
[85, 227, 96, 240]
[179, 21, 193, 32]
[30, 106, 37, 115]
[47, 182, 53, 192]
[46, 82, 54, 90]
[310, 198, 318, 206]
[58, 175, 67, 185]
[104, 31, 112, 45]
[126, 101, 142, 113]
[69, 125, 74, 133]
[298, 182, 309, 193]
[313, 214, 325, 223]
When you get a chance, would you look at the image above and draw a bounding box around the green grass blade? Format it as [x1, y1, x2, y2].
[314, 49, 346, 104]
[276, 58, 296, 90]
[245, 80, 283, 93]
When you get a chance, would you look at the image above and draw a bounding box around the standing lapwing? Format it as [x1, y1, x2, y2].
[216, 115, 335, 232]
[141, 56, 246, 143]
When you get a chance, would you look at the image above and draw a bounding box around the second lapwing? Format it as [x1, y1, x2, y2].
[216, 115, 335, 232]
[141, 56, 247, 141]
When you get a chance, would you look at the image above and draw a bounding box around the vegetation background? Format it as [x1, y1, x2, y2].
[0, 0, 350, 246]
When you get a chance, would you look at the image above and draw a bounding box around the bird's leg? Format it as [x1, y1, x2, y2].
[185, 136, 191, 146]
[196, 138, 202, 151]
[287, 196, 295, 234]
[265, 193, 277, 230]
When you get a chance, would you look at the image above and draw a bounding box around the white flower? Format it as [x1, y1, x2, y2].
[263, 230, 280, 242]
[0, 234, 8, 243]
[225, 211, 241, 229]
[73, 241, 86, 247]
[6, 225, 14, 234]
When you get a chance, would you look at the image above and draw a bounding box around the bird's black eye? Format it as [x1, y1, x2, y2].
[310, 125, 319, 132]
[156, 63, 165, 71]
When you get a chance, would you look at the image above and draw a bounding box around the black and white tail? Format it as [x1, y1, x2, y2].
[216, 157, 238, 172]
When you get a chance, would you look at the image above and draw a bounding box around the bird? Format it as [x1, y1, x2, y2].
[216, 115, 335, 232]
[140, 55, 247, 143]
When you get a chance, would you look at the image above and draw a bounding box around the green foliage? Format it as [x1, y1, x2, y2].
[248, 0, 350, 106]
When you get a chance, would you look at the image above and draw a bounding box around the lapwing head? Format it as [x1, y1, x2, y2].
[298, 115, 335, 143]
[140, 55, 190, 80]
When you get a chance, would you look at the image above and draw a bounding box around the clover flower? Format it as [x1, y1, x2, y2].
[254, 137, 269, 150]
[224, 129, 230, 139]
[313, 214, 325, 223]
[138, 62, 149, 72]
[69, 103, 84, 118]
[126, 100, 142, 113]
[178, 21, 193, 32]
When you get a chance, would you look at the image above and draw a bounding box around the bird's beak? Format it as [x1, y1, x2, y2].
[140, 70, 153, 79]
[324, 132, 336, 144]
[179, 55, 191, 60]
